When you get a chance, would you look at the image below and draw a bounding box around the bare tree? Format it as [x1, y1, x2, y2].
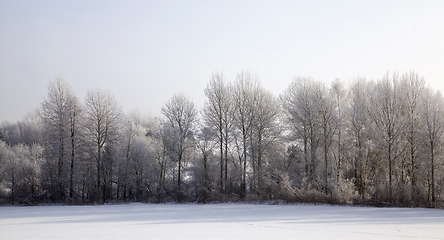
[419, 88, 444, 204]
[316, 84, 337, 196]
[151, 119, 174, 201]
[348, 78, 370, 198]
[40, 75, 81, 200]
[149, 118, 195, 201]
[116, 112, 153, 201]
[232, 72, 258, 197]
[331, 79, 347, 182]
[251, 86, 281, 193]
[2, 143, 43, 203]
[202, 72, 233, 192]
[196, 126, 215, 191]
[0, 141, 6, 184]
[367, 73, 405, 200]
[401, 72, 424, 200]
[280, 77, 320, 182]
[162, 93, 198, 190]
[66, 89, 82, 199]
[84, 89, 123, 202]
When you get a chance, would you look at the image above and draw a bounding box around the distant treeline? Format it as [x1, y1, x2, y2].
[0, 71, 443, 208]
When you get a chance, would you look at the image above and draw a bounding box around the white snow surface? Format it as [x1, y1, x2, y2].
[1, 203, 444, 240]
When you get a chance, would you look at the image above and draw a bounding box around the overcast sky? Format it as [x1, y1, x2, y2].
[1, 1, 444, 122]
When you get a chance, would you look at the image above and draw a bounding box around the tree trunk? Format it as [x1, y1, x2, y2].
[97, 142, 101, 202]
[70, 135, 75, 199]
[324, 131, 328, 196]
[431, 143, 435, 203]
[388, 143, 392, 201]
[220, 124, 224, 192]
[70, 114, 76, 199]
[178, 148, 182, 189]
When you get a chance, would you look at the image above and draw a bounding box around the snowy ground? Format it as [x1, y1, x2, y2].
[1, 203, 444, 240]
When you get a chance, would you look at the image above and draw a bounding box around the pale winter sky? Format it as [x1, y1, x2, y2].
[1, 1, 444, 122]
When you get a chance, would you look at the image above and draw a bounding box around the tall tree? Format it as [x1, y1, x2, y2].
[66, 90, 82, 199]
[84, 89, 123, 202]
[196, 126, 215, 191]
[367, 73, 405, 200]
[40, 75, 80, 200]
[117, 112, 147, 201]
[162, 93, 198, 190]
[232, 72, 257, 197]
[316, 84, 337, 196]
[280, 77, 320, 182]
[151, 119, 174, 201]
[401, 72, 424, 200]
[331, 79, 347, 182]
[419, 88, 444, 204]
[202, 72, 232, 192]
[251, 86, 281, 193]
[348, 78, 370, 198]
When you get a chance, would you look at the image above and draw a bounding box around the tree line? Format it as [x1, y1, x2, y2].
[0, 71, 443, 207]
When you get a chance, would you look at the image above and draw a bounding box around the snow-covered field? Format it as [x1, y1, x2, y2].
[1, 203, 444, 240]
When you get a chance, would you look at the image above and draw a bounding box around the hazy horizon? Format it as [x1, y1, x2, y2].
[2, 1, 444, 121]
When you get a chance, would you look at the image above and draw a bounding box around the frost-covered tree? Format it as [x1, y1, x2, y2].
[367, 74, 405, 200]
[202, 72, 233, 192]
[316, 84, 337, 196]
[162, 93, 198, 190]
[419, 88, 444, 204]
[0, 140, 11, 196]
[40, 75, 81, 200]
[232, 72, 258, 196]
[84, 89, 123, 202]
[251, 85, 281, 193]
[0, 113, 42, 147]
[195, 126, 215, 193]
[280, 77, 321, 183]
[116, 113, 158, 201]
[400, 72, 424, 200]
[2, 143, 44, 203]
[0, 122, 21, 146]
[331, 79, 347, 182]
[347, 78, 370, 198]
[150, 119, 179, 201]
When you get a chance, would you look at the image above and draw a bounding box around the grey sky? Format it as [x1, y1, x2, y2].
[1, 1, 444, 121]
